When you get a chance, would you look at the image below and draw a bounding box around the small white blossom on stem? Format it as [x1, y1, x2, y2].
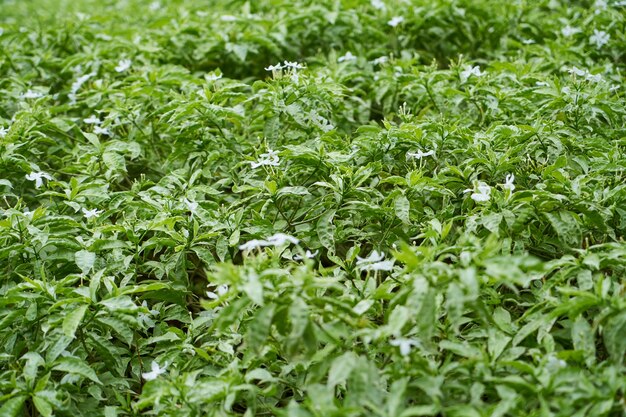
[390, 338, 420, 356]
[22, 90, 45, 99]
[250, 149, 280, 168]
[265, 63, 283, 71]
[561, 25, 581, 37]
[338, 52, 357, 63]
[406, 149, 435, 160]
[464, 181, 491, 202]
[142, 361, 167, 381]
[388, 16, 404, 27]
[206, 284, 229, 300]
[293, 250, 319, 261]
[503, 174, 515, 192]
[239, 233, 299, 252]
[371, 0, 385, 10]
[82, 208, 102, 219]
[0, 126, 8, 138]
[25, 171, 53, 189]
[356, 250, 394, 272]
[115, 59, 132, 73]
[589, 29, 610, 48]
[183, 198, 199, 216]
[371, 56, 388, 65]
[83, 115, 101, 125]
[205, 72, 222, 81]
[94, 126, 111, 136]
[283, 61, 305, 70]
[460, 65, 483, 83]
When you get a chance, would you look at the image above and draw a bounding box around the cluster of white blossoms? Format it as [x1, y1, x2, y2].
[388, 16, 404, 27]
[82, 207, 102, 219]
[561, 25, 581, 37]
[293, 249, 319, 261]
[464, 174, 516, 202]
[464, 181, 491, 202]
[142, 361, 167, 381]
[265, 60, 305, 82]
[115, 59, 132, 73]
[406, 148, 435, 160]
[69, 72, 95, 104]
[239, 233, 300, 252]
[84, 115, 101, 125]
[338, 51, 357, 63]
[183, 198, 199, 217]
[22, 89, 45, 99]
[356, 250, 394, 272]
[250, 149, 280, 169]
[371, 0, 385, 10]
[390, 338, 421, 356]
[589, 29, 610, 48]
[460, 65, 483, 83]
[566, 66, 603, 83]
[25, 171, 53, 189]
[206, 284, 229, 300]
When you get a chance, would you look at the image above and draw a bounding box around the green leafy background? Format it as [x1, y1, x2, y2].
[0, 0, 625, 416]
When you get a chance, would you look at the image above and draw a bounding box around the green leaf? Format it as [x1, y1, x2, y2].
[53, 357, 101, 384]
[75, 250, 96, 275]
[63, 305, 88, 338]
[317, 209, 336, 253]
[0, 395, 27, 417]
[394, 194, 410, 224]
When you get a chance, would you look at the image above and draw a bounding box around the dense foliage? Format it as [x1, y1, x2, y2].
[1, 0, 625, 415]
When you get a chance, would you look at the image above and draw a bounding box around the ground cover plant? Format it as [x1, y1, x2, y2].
[1, 0, 626, 415]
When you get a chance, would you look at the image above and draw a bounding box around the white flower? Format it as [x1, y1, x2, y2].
[567, 66, 587, 77]
[239, 239, 270, 251]
[503, 174, 515, 192]
[338, 52, 357, 63]
[406, 149, 435, 160]
[585, 72, 603, 83]
[357, 250, 395, 271]
[589, 29, 610, 48]
[83, 115, 101, 125]
[266, 233, 299, 246]
[250, 149, 280, 168]
[183, 198, 198, 216]
[460, 65, 483, 83]
[535, 81, 550, 87]
[25, 171, 52, 189]
[363, 260, 395, 271]
[293, 250, 319, 261]
[594, 0, 607, 12]
[22, 90, 44, 99]
[239, 233, 299, 252]
[371, 56, 388, 65]
[265, 63, 283, 71]
[205, 72, 222, 81]
[283, 61, 305, 70]
[561, 25, 581, 37]
[521, 38, 535, 45]
[371, 0, 385, 10]
[387, 16, 404, 27]
[356, 250, 385, 265]
[142, 361, 167, 381]
[221, 15, 237, 21]
[0, 126, 8, 138]
[390, 338, 420, 356]
[206, 284, 229, 300]
[93, 126, 111, 136]
[70, 72, 95, 95]
[464, 181, 491, 202]
[115, 59, 132, 73]
[149, 1, 160, 11]
[82, 208, 102, 219]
